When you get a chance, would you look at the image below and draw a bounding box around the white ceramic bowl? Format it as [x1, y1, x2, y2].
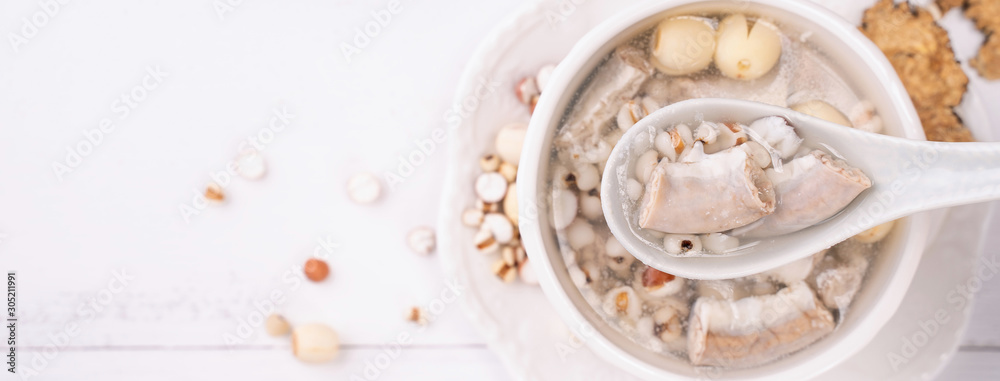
[517, 0, 932, 379]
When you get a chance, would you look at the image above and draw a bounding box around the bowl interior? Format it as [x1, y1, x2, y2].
[521, 0, 926, 379]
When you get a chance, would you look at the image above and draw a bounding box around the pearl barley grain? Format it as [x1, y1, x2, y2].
[205, 183, 225, 202]
[626, 178, 643, 201]
[519, 259, 539, 285]
[347, 173, 381, 204]
[480, 154, 501, 172]
[407, 307, 428, 325]
[580, 194, 603, 221]
[552, 189, 578, 230]
[292, 323, 339, 363]
[536, 64, 556, 92]
[574, 164, 600, 192]
[475, 172, 508, 203]
[515, 78, 539, 105]
[498, 162, 518, 183]
[235, 150, 267, 180]
[462, 208, 485, 227]
[635, 150, 659, 183]
[474, 227, 499, 254]
[483, 213, 514, 244]
[407, 226, 436, 255]
[567, 219, 595, 250]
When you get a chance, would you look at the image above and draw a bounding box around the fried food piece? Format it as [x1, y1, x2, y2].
[918, 106, 975, 141]
[861, 0, 975, 142]
[936, 0, 966, 12]
[971, 34, 1000, 79]
[967, 0, 1000, 79]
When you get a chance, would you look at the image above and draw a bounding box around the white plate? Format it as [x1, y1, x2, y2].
[437, 0, 995, 379]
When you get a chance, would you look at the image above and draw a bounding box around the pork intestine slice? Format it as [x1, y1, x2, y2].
[639, 148, 776, 234]
[739, 150, 871, 238]
[687, 281, 835, 367]
[556, 46, 653, 163]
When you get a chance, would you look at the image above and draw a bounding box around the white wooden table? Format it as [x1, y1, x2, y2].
[0, 0, 997, 379]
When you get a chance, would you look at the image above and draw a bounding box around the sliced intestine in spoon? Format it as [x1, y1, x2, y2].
[738, 150, 871, 238]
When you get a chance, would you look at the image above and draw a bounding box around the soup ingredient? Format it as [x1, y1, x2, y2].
[491, 258, 517, 283]
[556, 46, 654, 161]
[651, 298, 689, 343]
[634, 150, 660, 183]
[654, 127, 687, 162]
[714, 14, 782, 80]
[701, 232, 740, 253]
[603, 286, 642, 321]
[480, 154, 501, 172]
[739, 141, 771, 169]
[746, 116, 802, 160]
[407, 306, 428, 325]
[740, 151, 871, 238]
[235, 150, 267, 180]
[811, 252, 870, 310]
[616, 97, 659, 130]
[406, 226, 436, 255]
[650, 17, 717, 75]
[639, 148, 776, 234]
[483, 213, 515, 244]
[662, 234, 703, 255]
[304, 258, 330, 282]
[552, 188, 578, 230]
[292, 323, 340, 363]
[501, 245, 519, 267]
[500, 161, 518, 182]
[852, 220, 896, 244]
[756, 253, 819, 284]
[861, 0, 973, 142]
[518, 259, 539, 285]
[579, 193, 602, 220]
[638, 266, 685, 297]
[849, 101, 884, 134]
[503, 183, 519, 225]
[791, 100, 851, 127]
[474, 227, 499, 254]
[536, 64, 556, 91]
[566, 218, 596, 250]
[696, 122, 748, 154]
[347, 172, 381, 204]
[265, 314, 291, 336]
[475, 172, 508, 203]
[687, 281, 835, 367]
[625, 178, 643, 201]
[462, 208, 484, 227]
[515, 77, 539, 106]
[496, 122, 527, 165]
[476, 199, 500, 213]
[205, 183, 225, 202]
[573, 163, 601, 191]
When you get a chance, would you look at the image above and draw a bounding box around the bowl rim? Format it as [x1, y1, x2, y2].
[517, 0, 930, 379]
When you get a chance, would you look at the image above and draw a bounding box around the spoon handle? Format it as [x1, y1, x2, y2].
[869, 138, 1000, 220]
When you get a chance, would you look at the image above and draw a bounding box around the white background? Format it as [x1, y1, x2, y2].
[0, 0, 997, 380]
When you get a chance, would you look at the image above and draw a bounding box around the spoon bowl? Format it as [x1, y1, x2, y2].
[602, 98, 1000, 280]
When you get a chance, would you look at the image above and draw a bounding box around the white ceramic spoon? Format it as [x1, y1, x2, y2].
[601, 98, 1000, 280]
